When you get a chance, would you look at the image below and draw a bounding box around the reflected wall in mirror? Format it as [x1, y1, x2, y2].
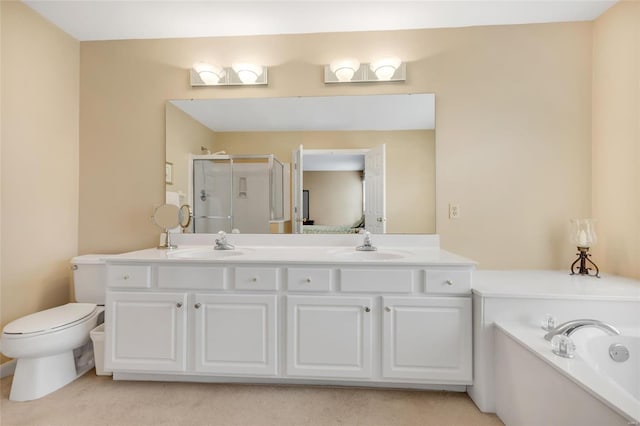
[152, 204, 180, 249]
[166, 94, 435, 234]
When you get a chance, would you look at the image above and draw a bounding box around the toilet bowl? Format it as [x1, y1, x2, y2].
[0, 255, 115, 401]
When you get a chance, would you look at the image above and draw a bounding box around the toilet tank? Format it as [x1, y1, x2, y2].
[71, 255, 119, 304]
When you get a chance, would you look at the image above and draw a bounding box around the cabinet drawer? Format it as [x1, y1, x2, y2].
[340, 269, 414, 293]
[235, 267, 279, 291]
[107, 265, 151, 288]
[157, 265, 226, 290]
[425, 269, 471, 294]
[287, 268, 332, 292]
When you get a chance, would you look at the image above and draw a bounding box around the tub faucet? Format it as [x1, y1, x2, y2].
[356, 231, 377, 251]
[214, 231, 235, 250]
[544, 319, 620, 341]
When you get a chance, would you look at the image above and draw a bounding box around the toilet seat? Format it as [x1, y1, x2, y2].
[3, 303, 97, 337]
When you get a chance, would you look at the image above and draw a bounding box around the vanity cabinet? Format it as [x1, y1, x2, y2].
[105, 291, 187, 372]
[105, 256, 474, 388]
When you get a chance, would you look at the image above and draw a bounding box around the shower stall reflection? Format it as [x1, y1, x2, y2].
[191, 154, 287, 234]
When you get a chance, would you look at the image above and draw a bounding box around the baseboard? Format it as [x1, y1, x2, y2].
[0, 359, 17, 378]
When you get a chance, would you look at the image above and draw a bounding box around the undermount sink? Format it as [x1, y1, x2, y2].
[168, 248, 249, 259]
[329, 249, 410, 260]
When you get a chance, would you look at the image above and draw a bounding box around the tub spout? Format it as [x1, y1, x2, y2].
[544, 319, 621, 341]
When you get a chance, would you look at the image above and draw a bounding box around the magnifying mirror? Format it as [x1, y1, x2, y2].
[178, 204, 193, 232]
[152, 204, 180, 249]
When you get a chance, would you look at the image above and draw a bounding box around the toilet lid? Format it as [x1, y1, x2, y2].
[3, 303, 97, 335]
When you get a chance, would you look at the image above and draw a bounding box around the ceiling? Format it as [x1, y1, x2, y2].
[24, 1, 616, 42]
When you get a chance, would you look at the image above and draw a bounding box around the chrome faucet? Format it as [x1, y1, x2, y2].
[214, 231, 235, 250]
[356, 231, 377, 251]
[544, 319, 620, 341]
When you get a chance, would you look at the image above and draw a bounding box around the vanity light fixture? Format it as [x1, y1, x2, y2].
[324, 57, 406, 83]
[190, 62, 268, 86]
[569, 218, 600, 277]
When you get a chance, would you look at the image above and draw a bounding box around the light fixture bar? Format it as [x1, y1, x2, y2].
[190, 66, 268, 87]
[324, 62, 406, 84]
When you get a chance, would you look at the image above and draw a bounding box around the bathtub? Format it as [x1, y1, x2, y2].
[581, 334, 640, 402]
[493, 321, 639, 426]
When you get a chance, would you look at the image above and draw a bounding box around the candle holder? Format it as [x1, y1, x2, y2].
[569, 218, 600, 278]
[570, 246, 600, 277]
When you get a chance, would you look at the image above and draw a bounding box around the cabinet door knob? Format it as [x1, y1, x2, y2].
[176, 302, 183, 308]
[252, 277, 259, 282]
[305, 277, 312, 283]
[385, 306, 391, 312]
[123, 274, 130, 280]
[363, 306, 371, 313]
[445, 280, 454, 286]
[195, 303, 201, 309]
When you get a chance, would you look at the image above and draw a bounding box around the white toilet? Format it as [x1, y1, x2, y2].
[1, 255, 113, 401]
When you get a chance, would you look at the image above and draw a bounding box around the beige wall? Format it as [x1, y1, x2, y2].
[165, 103, 216, 198]
[592, 0, 640, 279]
[304, 171, 363, 226]
[79, 23, 593, 270]
[212, 130, 435, 234]
[0, 1, 79, 344]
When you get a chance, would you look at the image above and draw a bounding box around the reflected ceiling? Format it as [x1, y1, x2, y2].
[170, 94, 435, 132]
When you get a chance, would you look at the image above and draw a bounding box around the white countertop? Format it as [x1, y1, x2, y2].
[104, 245, 476, 267]
[473, 270, 640, 301]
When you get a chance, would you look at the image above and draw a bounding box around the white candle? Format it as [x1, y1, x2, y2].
[578, 230, 588, 246]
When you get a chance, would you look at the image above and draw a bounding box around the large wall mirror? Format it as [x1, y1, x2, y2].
[166, 94, 435, 234]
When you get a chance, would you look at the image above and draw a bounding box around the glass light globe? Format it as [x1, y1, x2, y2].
[570, 218, 597, 248]
[193, 62, 225, 85]
[329, 59, 360, 82]
[370, 57, 401, 80]
[232, 63, 263, 84]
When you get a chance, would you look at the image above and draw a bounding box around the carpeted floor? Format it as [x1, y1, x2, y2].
[1, 371, 503, 426]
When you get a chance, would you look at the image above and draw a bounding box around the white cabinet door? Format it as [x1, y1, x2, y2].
[381, 297, 472, 383]
[105, 291, 187, 372]
[194, 294, 277, 376]
[286, 295, 372, 379]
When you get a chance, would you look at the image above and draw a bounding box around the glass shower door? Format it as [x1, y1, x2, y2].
[193, 159, 232, 233]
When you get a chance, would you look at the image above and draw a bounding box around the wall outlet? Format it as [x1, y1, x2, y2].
[449, 203, 460, 219]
